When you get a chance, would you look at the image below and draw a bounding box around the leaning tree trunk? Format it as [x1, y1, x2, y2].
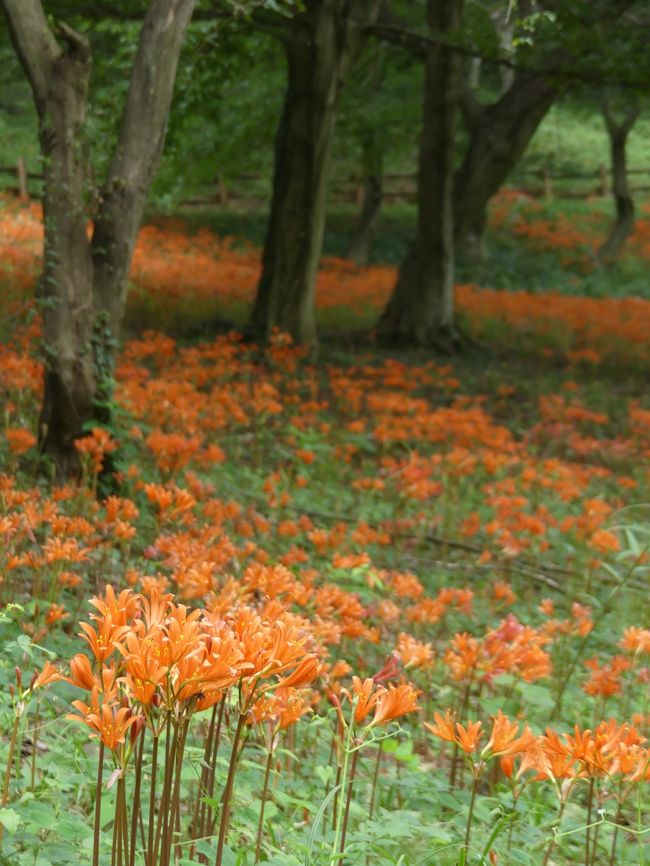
[347, 130, 383, 266]
[453, 72, 558, 251]
[3, 0, 195, 471]
[597, 94, 640, 266]
[92, 0, 195, 339]
[248, 0, 380, 347]
[377, 0, 463, 348]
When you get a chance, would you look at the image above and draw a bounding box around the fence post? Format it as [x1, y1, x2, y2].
[16, 156, 28, 201]
[217, 172, 228, 207]
[599, 163, 608, 197]
[542, 168, 553, 202]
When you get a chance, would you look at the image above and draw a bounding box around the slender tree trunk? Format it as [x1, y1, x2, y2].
[3, 0, 195, 471]
[597, 94, 640, 266]
[92, 0, 195, 339]
[248, 0, 380, 347]
[347, 131, 383, 266]
[490, 8, 515, 93]
[377, 0, 463, 347]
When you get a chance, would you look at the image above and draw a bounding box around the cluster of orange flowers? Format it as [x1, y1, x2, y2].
[60, 585, 421, 753]
[65, 585, 320, 749]
[427, 709, 650, 788]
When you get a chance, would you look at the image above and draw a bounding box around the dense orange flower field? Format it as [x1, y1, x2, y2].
[0, 196, 649, 864]
[3, 197, 650, 364]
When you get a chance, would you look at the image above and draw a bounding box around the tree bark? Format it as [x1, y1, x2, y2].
[3, 0, 195, 471]
[4, 3, 95, 470]
[453, 72, 558, 250]
[347, 130, 383, 266]
[377, 0, 463, 347]
[92, 0, 196, 339]
[597, 94, 640, 266]
[248, 0, 381, 347]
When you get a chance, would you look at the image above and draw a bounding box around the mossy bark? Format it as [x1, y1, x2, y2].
[4, 0, 195, 471]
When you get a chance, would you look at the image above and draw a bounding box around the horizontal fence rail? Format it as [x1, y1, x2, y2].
[4, 158, 650, 207]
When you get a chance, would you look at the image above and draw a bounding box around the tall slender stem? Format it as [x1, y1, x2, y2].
[154, 714, 176, 866]
[146, 735, 160, 866]
[543, 799, 566, 866]
[113, 773, 126, 866]
[463, 771, 480, 858]
[30, 702, 39, 791]
[203, 697, 226, 843]
[0, 712, 20, 816]
[254, 737, 275, 864]
[129, 728, 146, 866]
[214, 711, 247, 866]
[167, 714, 191, 866]
[585, 776, 595, 866]
[368, 745, 382, 821]
[92, 741, 105, 866]
[338, 746, 360, 864]
[190, 700, 218, 859]
[332, 726, 355, 863]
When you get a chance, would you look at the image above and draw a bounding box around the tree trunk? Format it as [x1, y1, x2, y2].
[92, 0, 196, 339]
[463, 208, 488, 277]
[597, 94, 640, 266]
[347, 131, 383, 266]
[248, 0, 380, 347]
[3, 5, 95, 470]
[490, 7, 515, 93]
[377, 0, 463, 347]
[453, 73, 558, 251]
[3, 0, 195, 471]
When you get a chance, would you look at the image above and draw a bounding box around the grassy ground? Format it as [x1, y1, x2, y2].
[171, 190, 650, 303]
[0, 198, 649, 865]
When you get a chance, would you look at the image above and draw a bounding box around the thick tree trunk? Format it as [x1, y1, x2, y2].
[377, 0, 463, 347]
[347, 132, 383, 266]
[597, 95, 640, 266]
[4, 5, 95, 470]
[453, 73, 558, 250]
[3, 0, 195, 471]
[248, 0, 380, 347]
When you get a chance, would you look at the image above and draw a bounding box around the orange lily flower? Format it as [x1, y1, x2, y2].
[481, 711, 538, 759]
[31, 661, 64, 690]
[371, 683, 420, 727]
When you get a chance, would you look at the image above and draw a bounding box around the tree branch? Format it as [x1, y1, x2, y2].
[56, 20, 91, 63]
[1, 0, 60, 104]
[91, 0, 198, 334]
[368, 21, 650, 89]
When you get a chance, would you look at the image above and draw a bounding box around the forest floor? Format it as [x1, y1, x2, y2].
[0, 195, 649, 866]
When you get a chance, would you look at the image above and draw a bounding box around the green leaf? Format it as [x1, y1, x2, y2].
[0, 807, 20, 833]
[517, 682, 554, 713]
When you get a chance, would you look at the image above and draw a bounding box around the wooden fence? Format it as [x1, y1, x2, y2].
[4, 157, 650, 207]
[179, 165, 650, 209]
[0, 158, 42, 200]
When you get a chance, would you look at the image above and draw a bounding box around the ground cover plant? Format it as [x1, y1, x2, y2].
[1, 199, 650, 865]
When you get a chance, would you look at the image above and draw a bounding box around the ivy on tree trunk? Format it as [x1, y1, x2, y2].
[3, 0, 196, 473]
